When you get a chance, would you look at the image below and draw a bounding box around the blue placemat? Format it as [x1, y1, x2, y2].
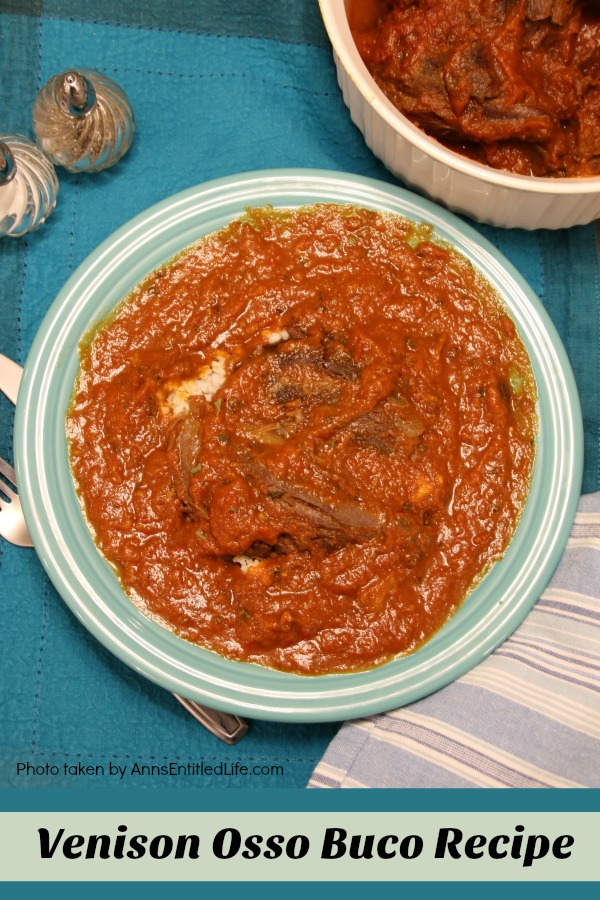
[1, 0, 599, 790]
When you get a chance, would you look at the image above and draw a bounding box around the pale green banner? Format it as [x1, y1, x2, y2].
[0, 811, 597, 881]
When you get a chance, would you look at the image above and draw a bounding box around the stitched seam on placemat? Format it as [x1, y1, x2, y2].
[103, 64, 336, 99]
[67, 179, 82, 274]
[29, 581, 51, 755]
[15, 13, 46, 372]
[28, 750, 323, 763]
[566, 229, 573, 372]
[34, 12, 326, 51]
[11, 237, 29, 460]
[28, 1, 46, 713]
[537, 228, 545, 315]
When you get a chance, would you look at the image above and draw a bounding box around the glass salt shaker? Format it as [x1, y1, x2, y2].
[32, 69, 135, 173]
[0, 134, 59, 238]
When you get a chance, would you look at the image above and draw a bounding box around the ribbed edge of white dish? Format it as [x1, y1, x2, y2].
[326, 3, 600, 230]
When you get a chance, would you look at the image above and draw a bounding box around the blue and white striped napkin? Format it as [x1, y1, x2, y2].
[309, 492, 600, 788]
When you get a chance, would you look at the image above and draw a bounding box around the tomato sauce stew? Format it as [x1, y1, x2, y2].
[67, 205, 537, 674]
[349, 0, 600, 177]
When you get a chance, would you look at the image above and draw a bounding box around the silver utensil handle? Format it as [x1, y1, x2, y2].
[172, 694, 249, 744]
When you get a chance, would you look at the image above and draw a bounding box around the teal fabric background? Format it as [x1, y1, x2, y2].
[1, 0, 599, 789]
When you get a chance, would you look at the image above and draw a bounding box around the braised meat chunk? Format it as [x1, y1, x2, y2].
[349, 0, 600, 176]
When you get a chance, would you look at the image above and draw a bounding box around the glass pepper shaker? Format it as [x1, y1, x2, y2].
[0, 134, 59, 238]
[32, 68, 135, 173]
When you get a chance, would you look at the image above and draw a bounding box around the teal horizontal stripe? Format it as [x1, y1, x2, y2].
[1, 787, 598, 812]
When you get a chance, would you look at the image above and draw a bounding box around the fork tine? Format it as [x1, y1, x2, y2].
[0, 457, 18, 502]
[0, 456, 17, 487]
[0, 483, 18, 505]
[0, 455, 33, 547]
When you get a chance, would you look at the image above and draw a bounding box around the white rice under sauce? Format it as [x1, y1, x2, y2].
[232, 555, 261, 573]
[161, 351, 229, 417]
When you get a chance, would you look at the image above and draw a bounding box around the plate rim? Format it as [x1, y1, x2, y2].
[14, 167, 583, 721]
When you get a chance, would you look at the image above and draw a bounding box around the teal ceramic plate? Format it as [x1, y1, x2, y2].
[15, 169, 583, 722]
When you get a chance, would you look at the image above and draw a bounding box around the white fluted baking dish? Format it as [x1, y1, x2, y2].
[319, 0, 600, 230]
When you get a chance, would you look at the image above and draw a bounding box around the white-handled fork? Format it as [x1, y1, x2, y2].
[0, 456, 34, 547]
